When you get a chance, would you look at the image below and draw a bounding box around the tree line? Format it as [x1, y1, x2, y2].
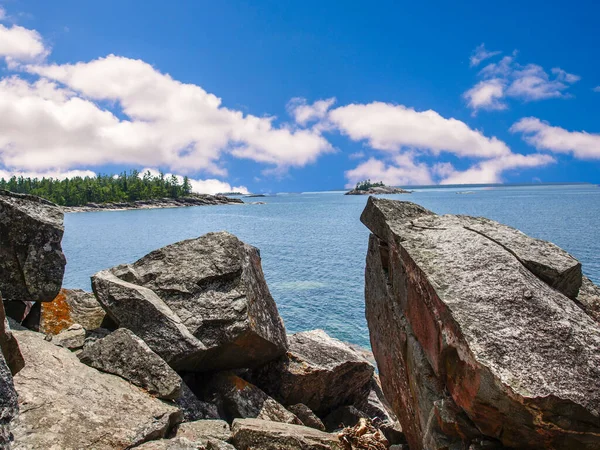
[0, 170, 193, 206]
[354, 179, 385, 191]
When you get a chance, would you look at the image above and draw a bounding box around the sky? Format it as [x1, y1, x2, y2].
[0, 0, 599, 193]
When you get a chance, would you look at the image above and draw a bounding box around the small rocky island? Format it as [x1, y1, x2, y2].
[0, 189, 599, 449]
[345, 180, 411, 196]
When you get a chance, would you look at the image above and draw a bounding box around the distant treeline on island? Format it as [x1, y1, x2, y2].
[0, 170, 193, 206]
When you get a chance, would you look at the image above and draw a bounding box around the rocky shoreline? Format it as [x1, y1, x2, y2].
[61, 194, 243, 213]
[345, 186, 411, 195]
[0, 189, 599, 449]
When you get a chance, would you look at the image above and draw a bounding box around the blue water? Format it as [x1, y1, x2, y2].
[62, 184, 600, 348]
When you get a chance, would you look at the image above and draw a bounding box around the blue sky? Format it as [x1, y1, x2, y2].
[0, 0, 599, 193]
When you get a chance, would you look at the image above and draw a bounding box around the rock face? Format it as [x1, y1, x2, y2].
[48, 323, 86, 350]
[198, 372, 302, 424]
[78, 328, 183, 400]
[0, 295, 24, 375]
[92, 232, 288, 372]
[40, 288, 108, 335]
[577, 276, 600, 323]
[231, 418, 343, 450]
[12, 330, 182, 449]
[0, 190, 66, 304]
[0, 353, 18, 449]
[361, 197, 600, 450]
[287, 404, 326, 431]
[250, 329, 374, 416]
[175, 419, 231, 444]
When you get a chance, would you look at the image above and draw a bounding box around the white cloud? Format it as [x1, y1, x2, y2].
[593, 86, 600, 93]
[0, 168, 97, 180]
[465, 49, 580, 112]
[439, 153, 555, 184]
[0, 23, 48, 62]
[463, 78, 506, 111]
[0, 7, 5, 20]
[0, 54, 333, 178]
[470, 44, 501, 67]
[511, 118, 600, 159]
[344, 155, 434, 188]
[288, 97, 336, 125]
[328, 102, 510, 158]
[140, 168, 248, 195]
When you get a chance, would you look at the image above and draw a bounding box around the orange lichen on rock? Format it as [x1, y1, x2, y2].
[40, 289, 73, 335]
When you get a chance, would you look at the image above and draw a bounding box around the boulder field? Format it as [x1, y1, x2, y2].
[361, 197, 600, 450]
[1, 190, 599, 449]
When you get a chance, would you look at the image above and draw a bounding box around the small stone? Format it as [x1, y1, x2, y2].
[51, 324, 86, 350]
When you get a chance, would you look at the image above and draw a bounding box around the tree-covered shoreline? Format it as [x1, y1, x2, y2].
[0, 171, 193, 206]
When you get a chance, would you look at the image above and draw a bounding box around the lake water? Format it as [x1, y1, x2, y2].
[62, 184, 600, 348]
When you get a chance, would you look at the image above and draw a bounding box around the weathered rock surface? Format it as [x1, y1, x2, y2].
[0, 190, 66, 304]
[176, 382, 221, 421]
[0, 352, 18, 448]
[198, 372, 302, 424]
[47, 323, 86, 350]
[40, 288, 108, 334]
[175, 419, 231, 444]
[134, 437, 199, 450]
[287, 404, 326, 431]
[231, 418, 343, 450]
[0, 295, 24, 375]
[206, 439, 236, 450]
[78, 328, 183, 399]
[577, 275, 600, 323]
[92, 270, 206, 370]
[93, 232, 288, 372]
[250, 329, 374, 415]
[362, 197, 600, 450]
[12, 330, 182, 449]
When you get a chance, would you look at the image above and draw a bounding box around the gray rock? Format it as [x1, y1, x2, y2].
[78, 328, 183, 400]
[47, 323, 86, 350]
[12, 330, 182, 449]
[93, 232, 288, 372]
[39, 288, 109, 335]
[577, 276, 600, 323]
[206, 439, 236, 450]
[199, 372, 302, 424]
[0, 295, 24, 375]
[91, 270, 206, 370]
[250, 329, 374, 415]
[0, 352, 18, 448]
[0, 190, 66, 304]
[231, 418, 343, 450]
[361, 197, 600, 450]
[134, 437, 200, 449]
[287, 404, 325, 431]
[175, 419, 231, 444]
[175, 382, 221, 421]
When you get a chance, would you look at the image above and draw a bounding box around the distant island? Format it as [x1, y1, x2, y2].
[218, 191, 247, 196]
[0, 171, 242, 210]
[345, 179, 411, 195]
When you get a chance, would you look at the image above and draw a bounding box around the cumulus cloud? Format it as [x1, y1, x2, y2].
[0, 54, 333, 179]
[344, 155, 434, 188]
[470, 44, 502, 67]
[0, 168, 97, 181]
[328, 102, 510, 157]
[511, 118, 600, 159]
[140, 168, 249, 194]
[0, 23, 48, 62]
[593, 86, 600, 93]
[464, 49, 580, 112]
[287, 97, 336, 125]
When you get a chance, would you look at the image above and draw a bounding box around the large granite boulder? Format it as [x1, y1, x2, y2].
[361, 197, 600, 450]
[78, 328, 183, 399]
[0, 295, 24, 375]
[0, 191, 66, 304]
[231, 418, 343, 450]
[40, 288, 109, 335]
[92, 232, 288, 372]
[0, 351, 18, 448]
[12, 330, 182, 449]
[250, 329, 374, 416]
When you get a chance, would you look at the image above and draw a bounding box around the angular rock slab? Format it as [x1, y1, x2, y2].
[0, 295, 24, 375]
[93, 231, 287, 372]
[175, 419, 231, 444]
[231, 418, 343, 450]
[0, 191, 66, 303]
[12, 330, 182, 449]
[250, 329, 374, 415]
[92, 271, 206, 370]
[287, 404, 326, 431]
[199, 372, 302, 424]
[0, 352, 18, 448]
[78, 328, 183, 399]
[40, 288, 108, 335]
[362, 197, 600, 450]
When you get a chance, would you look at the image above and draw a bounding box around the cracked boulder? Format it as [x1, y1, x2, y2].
[92, 231, 288, 372]
[12, 330, 182, 449]
[361, 197, 600, 450]
[249, 329, 374, 416]
[0, 191, 66, 304]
